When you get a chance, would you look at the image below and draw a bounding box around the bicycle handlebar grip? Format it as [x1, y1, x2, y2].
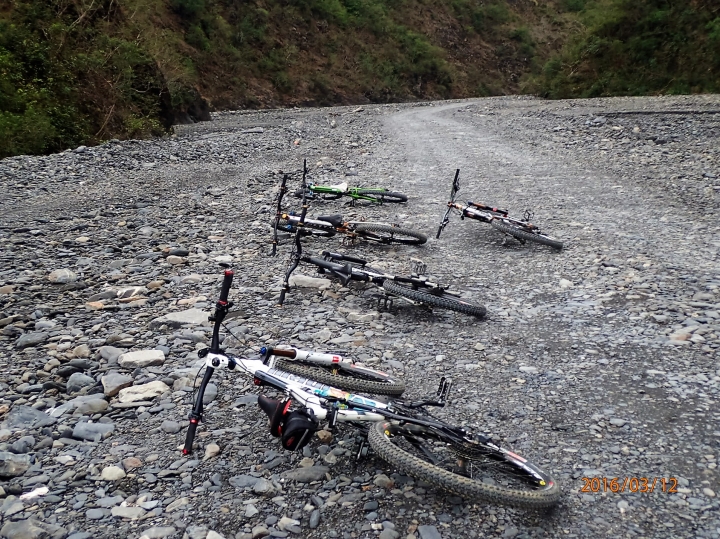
[267, 347, 296, 358]
[182, 418, 199, 455]
[219, 270, 234, 302]
[321, 251, 366, 265]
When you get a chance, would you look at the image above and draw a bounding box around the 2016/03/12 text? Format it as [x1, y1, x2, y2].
[580, 477, 678, 494]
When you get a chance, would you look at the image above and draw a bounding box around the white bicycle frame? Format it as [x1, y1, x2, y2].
[207, 352, 388, 423]
[282, 215, 402, 231]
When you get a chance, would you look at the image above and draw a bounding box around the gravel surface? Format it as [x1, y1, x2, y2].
[0, 95, 718, 539]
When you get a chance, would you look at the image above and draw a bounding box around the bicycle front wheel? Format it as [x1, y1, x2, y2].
[368, 420, 560, 509]
[355, 224, 427, 245]
[274, 360, 405, 396]
[354, 190, 408, 203]
[382, 281, 486, 318]
[491, 219, 563, 250]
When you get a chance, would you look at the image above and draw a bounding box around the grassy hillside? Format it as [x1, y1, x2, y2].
[1, 0, 718, 158]
[534, 0, 720, 97]
[0, 0, 577, 157]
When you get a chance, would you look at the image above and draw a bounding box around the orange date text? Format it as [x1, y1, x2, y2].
[580, 477, 678, 494]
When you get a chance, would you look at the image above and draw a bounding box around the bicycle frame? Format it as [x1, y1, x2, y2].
[437, 169, 535, 238]
[278, 160, 310, 305]
[305, 183, 393, 203]
[309, 251, 457, 296]
[277, 214, 410, 245]
[205, 351, 389, 423]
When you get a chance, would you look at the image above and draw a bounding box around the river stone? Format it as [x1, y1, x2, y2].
[117, 381, 169, 403]
[72, 422, 115, 442]
[281, 466, 329, 483]
[418, 525, 442, 539]
[0, 518, 66, 539]
[48, 268, 78, 283]
[15, 332, 48, 350]
[0, 452, 31, 478]
[66, 372, 96, 394]
[101, 372, 134, 397]
[75, 398, 108, 415]
[149, 309, 209, 328]
[118, 349, 165, 368]
[3, 406, 56, 429]
[101, 466, 126, 481]
[140, 527, 177, 539]
[72, 344, 91, 358]
[111, 505, 146, 519]
[98, 346, 124, 363]
[228, 475, 260, 488]
[165, 497, 189, 512]
[288, 274, 331, 289]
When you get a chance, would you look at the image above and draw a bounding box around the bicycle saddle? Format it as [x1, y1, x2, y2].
[316, 214, 344, 227]
[329, 182, 348, 192]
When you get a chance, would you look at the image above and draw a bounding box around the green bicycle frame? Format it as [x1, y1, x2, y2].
[307, 184, 391, 202]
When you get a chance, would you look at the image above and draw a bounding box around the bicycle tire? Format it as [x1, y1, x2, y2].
[354, 190, 408, 203]
[368, 420, 561, 509]
[271, 218, 337, 238]
[382, 280, 486, 318]
[491, 219, 563, 250]
[354, 223, 427, 245]
[274, 359, 405, 396]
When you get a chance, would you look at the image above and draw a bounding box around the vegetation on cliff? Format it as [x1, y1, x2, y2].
[0, 0, 717, 158]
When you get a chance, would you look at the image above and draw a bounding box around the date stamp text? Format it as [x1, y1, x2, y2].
[581, 477, 678, 493]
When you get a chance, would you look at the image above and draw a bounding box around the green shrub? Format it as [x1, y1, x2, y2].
[170, 0, 206, 19]
[186, 24, 210, 50]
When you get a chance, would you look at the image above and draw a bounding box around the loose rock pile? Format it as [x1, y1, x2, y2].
[0, 96, 718, 539]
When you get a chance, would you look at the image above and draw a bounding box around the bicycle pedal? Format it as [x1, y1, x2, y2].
[356, 440, 369, 460]
[410, 257, 427, 275]
[436, 376, 452, 403]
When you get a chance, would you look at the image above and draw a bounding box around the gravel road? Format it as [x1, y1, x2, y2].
[0, 95, 718, 539]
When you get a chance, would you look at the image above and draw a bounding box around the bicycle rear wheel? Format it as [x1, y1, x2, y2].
[354, 224, 427, 245]
[368, 420, 560, 509]
[274, 359, 405, 396]
[382, 281, 486, 318]
[491, 219, 563, 250]
[354, 190, 407, 203]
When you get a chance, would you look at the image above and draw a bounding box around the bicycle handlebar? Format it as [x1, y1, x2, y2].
[271, 174, 289, 256]
[468, 201, 508, 215]
[219, 269, 233, 303]
[321, 251, 367, 265]
[182, 364, 215, 455]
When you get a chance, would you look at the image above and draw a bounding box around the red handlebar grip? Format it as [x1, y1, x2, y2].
[182, 418, 199, 455]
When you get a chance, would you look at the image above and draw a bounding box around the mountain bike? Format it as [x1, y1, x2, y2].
[294, 182, 408, 204]
[272, 212, 427, 245]
[183, 270, 404, 419]
[182, 271, 560, 509]
[283, 248, 486, 317]
[437, 170, 563, 249]
[273, 164, 481, 315]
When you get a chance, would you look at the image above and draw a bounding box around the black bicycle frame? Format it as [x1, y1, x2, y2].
[182, 269, 234, 455]
[279, 159, 310, 306]
[436, 169, 461, 239]
[271, 173, 289, 257]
